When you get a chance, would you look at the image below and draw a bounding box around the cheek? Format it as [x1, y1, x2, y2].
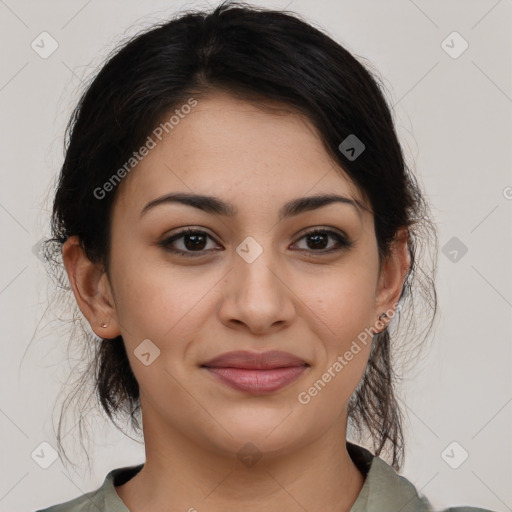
[296, 266, 376, 396]
[296, 294, 373, 421]
[110, 261, 210, 406]
[110, 246, 206, 338]
[302, 264, 377, 343]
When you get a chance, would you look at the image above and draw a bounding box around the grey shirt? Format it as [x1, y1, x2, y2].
[35, 442, 495, 512]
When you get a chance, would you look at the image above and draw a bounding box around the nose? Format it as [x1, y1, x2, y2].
[217, 248, 296, 335]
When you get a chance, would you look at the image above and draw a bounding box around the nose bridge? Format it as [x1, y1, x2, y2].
[234, 234, 283, 300]
[219, 234, 294, 332]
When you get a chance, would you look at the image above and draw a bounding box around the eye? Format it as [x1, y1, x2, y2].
[159, 227, 354, 258]
[159, 228, 221, 257]
[291, 228, 354, 255]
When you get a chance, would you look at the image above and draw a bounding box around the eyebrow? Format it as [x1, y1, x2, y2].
[140, 192, 364, 221]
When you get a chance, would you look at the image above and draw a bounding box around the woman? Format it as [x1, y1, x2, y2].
[36, 1, 495, 511]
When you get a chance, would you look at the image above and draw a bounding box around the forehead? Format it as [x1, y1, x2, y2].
[114, 92, 366, 216]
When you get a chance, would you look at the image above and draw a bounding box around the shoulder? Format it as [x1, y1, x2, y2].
[33, 485, 104, 512]
[34, 463, 144, 512]
[441, 509, 497, 512]
[369, 456, 496, 512]
[347, 443, 497, 512]
[365, 455, 434, 511]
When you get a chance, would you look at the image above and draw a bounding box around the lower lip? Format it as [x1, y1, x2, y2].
[203, 366, 308, 395]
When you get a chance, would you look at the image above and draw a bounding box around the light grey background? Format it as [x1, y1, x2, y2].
[1, 1, 510, 511]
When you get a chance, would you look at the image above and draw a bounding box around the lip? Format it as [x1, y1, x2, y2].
[201, 350, 308, 369]
[204, 366, 308, 394]
[201, 350, 310, 395]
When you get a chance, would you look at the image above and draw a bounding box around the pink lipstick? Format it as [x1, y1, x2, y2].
[201, 350, 309, 395]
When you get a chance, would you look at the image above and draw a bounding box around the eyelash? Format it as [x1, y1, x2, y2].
[158, 227, 354, 258]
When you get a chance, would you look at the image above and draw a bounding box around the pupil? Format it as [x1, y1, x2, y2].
[309, 233, 327, 250]
[185, 234, 206, 251]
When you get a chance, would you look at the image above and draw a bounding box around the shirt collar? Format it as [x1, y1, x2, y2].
[346, 442, 432, 511]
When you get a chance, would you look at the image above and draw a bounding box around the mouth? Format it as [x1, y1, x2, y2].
[200, 350, 310, 395]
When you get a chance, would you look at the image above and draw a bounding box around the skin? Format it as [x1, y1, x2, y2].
[62, 91, 410, 512]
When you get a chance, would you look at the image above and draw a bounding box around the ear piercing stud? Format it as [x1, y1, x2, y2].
[100, 322, 108, 328]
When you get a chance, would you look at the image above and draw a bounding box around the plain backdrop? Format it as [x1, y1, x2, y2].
[0, 1, 510, 511]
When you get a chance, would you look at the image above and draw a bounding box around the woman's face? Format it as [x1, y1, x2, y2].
[67, 91, 406, 460]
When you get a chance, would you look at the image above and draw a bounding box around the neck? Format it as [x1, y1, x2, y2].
[115, 403, 365, 512]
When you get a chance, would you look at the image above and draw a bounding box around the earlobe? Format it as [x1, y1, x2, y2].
[61, 235, 121, 339]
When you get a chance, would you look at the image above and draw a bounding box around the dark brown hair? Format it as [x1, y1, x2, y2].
[43, 0, 438, 472]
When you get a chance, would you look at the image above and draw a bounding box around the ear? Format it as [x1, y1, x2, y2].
[374, 226, 411, 328]
[61, 235, 121, 339]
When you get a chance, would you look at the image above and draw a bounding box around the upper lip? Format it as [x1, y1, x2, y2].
[201, 350, 309, 369]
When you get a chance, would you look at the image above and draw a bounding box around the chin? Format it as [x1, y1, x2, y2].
[204, 410, 309, 457]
